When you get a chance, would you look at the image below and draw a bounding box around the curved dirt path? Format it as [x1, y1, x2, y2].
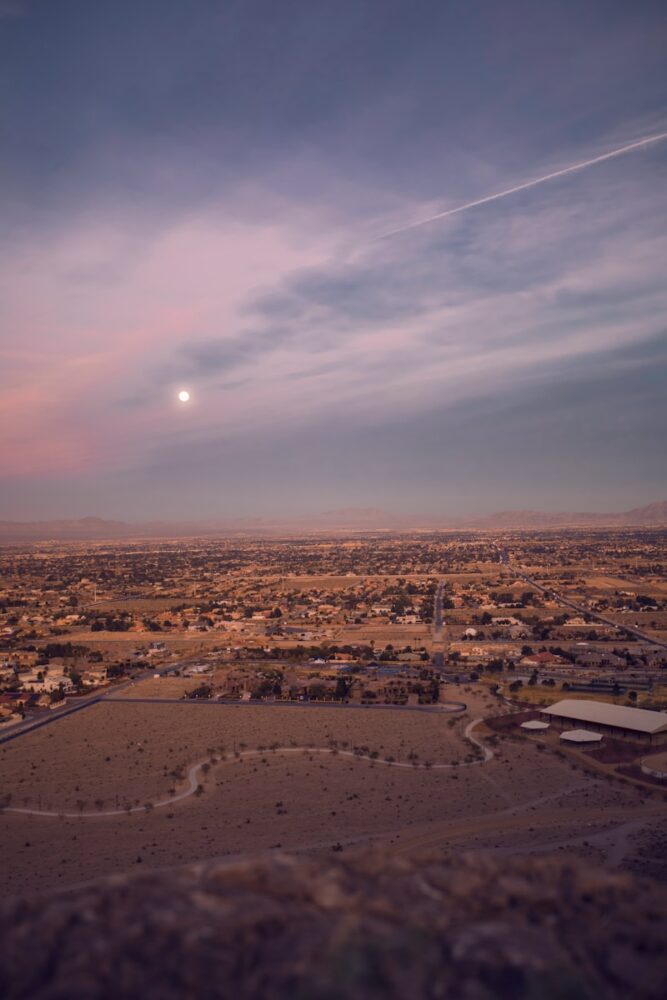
[3, 719, 492, 820]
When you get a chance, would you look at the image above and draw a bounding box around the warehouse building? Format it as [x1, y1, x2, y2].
[541, 699, 667, 745]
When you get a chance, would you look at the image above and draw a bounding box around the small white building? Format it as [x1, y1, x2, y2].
[560, 729, 603, 746]
[520, 719, 550, 732]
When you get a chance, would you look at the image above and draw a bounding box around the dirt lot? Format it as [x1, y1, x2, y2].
[86, 598, 185, 613]
[108, 674, 204, 699]
[50, 632, 224, 659]
[1, 684, 664, 896]
[334, 627, 432, 649]
[282, 574, 437, 589]
[583, 575, 667, 599]
[0, 694, 490, 812]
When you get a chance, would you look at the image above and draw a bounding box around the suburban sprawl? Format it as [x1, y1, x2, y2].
[1, 528, 666, 896]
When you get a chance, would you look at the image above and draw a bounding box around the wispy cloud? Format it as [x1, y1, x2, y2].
[1, 1, 666, 515]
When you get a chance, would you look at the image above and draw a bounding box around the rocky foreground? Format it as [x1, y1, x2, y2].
[1, 851, 665, 999]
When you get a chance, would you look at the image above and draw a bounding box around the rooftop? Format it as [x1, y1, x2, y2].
[560, 729, 603, 743]
[542, 699, 667, 735]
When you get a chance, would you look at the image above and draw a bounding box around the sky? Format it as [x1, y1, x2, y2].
[1, 0, 666, 521]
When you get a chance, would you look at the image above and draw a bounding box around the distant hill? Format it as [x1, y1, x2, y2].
[619, 501, 667, 524]
[0, 501, 665, 541]
[0, 516, 224, 542]
[469, 501, 667, 529]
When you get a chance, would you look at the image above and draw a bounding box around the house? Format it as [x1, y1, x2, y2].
[575, 649, 625, 668]
[23, 673, 74, 694]
[5, 650, 39, 668]
[521, 652, 566, 668]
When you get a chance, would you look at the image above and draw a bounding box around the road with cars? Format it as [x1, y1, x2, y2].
[496, 545, 667, 651]
[432, 580, 447, 669]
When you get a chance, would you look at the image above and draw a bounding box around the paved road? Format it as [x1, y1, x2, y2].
[108, 696, 467, 714]
[497, 545, 667, 651]
[433, 580, 447, 669]
[0, 666, 468, 745]
[0, 692, 105, 745]
[0, 657, 202, 746]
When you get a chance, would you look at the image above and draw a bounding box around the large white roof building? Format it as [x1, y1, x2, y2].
[541, 699, 667, 744]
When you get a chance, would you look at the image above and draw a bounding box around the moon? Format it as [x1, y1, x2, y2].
[178, 390, 190, 403]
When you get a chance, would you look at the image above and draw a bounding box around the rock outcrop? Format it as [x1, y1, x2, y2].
[1, 851, 665, 999]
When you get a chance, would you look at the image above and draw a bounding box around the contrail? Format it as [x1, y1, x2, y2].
[376, 131, 667, 240]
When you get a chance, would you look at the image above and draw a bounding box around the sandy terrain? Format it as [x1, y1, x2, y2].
[89, 598, 185, 613]
[281, 574, 434, 589]
[333, 623, 432, 646]
[108, 674, 206, 698]
[1, 684, 664, 896]
[584, 575, 667, 597]
[0, 695, 489, 812]
[61, 630, 219, 647]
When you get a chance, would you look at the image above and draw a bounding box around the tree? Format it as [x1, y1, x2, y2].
[186, 684, 212, 700]
[251, 679, 277, 699]
[69, 669, 83, 690]
[334, 677, 350, 701]
[142, 618, 163, 632]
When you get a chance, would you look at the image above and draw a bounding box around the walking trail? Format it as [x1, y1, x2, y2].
[3, 719, 492, 819]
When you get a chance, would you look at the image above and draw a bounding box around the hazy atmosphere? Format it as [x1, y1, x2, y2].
[2, 8, 667, 996]
[2, 0, 666, 519]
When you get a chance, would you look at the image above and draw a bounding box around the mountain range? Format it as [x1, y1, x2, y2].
[0, 502, 665, 541]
